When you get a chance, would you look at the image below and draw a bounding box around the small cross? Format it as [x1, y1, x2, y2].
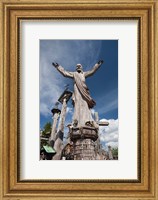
[98, 121, 109, 126]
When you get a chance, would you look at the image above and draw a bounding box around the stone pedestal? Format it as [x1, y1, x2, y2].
[73, 139, 96, 160]
[71, 126, 98, 160]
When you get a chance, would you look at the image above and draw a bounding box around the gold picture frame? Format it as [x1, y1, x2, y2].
[0, 0, 158, 199]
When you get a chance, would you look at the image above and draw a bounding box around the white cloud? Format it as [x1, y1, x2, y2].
[106, 141, 118, 148]
[66, 107, 73, 114]
[40, 40, 102, 116]
[99, 118, 118, 149]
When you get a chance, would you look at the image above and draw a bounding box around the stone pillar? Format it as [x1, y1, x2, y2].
[53, 98, 67, 160]
[50, 107, 61, 147]
[57, 98, 67, 132]
[50, 113, 59, 141]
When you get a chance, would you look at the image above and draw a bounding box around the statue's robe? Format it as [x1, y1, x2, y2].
[56, 63, 101, 127]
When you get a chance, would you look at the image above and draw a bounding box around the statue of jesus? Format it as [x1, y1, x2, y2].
[52, 60, 103, 128]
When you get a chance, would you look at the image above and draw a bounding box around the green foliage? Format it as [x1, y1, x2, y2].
[40, 122, 52, 149]
[42, 122, 52, 136]
[44, 122, 52, 132]
[112, 147, 118, 157]
[40, 140, 48, 147]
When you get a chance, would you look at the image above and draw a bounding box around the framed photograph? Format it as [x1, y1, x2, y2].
[0, 0, 158, 199]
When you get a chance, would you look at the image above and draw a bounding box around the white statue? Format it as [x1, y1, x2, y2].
[52, 60, 103, 128]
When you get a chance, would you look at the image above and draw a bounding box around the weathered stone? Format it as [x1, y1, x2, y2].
[71, 126, 98, 141]
[71, 127, 98, 160]
[53, 98, 67, 160]
[73, 139, 96, 160]
[50, 112, 60, 146]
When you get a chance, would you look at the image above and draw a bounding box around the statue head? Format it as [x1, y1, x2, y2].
[76, 64, 83, 72]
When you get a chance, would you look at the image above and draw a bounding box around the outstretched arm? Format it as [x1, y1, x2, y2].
[84, 60, 104, 78]
[52, 62, 73, 78]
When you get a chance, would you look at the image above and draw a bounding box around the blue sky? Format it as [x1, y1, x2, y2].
[40, 40, 118, 149]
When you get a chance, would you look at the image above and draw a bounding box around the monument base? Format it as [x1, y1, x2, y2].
[71, 126, 98, 160]
[73, 138, 96, 160]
